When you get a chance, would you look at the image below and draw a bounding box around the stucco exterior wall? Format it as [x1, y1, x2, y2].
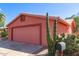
[8, 14, 69, 46]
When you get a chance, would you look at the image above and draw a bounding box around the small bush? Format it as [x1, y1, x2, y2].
[76, 40, 79, 44]
[63, 34, 79, 56]
[1, 31, 8, 37]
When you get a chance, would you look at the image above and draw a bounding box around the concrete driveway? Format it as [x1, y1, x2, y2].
[0, 39, 42, 56]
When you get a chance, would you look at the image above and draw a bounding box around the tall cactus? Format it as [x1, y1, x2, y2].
[53, 17, 57, 55]
[53, 18, 57, 42]
[46, 13, 53, 55]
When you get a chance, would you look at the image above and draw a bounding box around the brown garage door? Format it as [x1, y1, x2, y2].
[12, 25, 41, 45]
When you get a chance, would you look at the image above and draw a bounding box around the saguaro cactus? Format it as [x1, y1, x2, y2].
[53, 17, 57, 42]
[46, 13, 53, 55]
[53, 17, 57, 55]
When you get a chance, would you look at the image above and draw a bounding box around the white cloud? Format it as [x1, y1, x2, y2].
[0, 8, 2, 11]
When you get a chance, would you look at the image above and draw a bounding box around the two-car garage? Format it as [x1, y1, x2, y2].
[12, 24, 41, 45]
[7, 13, 69, 47]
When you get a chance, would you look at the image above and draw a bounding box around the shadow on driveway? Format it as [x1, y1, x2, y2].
[0, 39, 43, 55]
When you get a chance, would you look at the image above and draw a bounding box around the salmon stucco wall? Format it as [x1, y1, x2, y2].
[8, 14, 69, 47]
[71, 20, 76, 33]
[8, 15, 44, 45]
[41, 19, 69, 46]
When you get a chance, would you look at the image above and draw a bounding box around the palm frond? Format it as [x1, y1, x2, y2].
[0, 13, 5, 27]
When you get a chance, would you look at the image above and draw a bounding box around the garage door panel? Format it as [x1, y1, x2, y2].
[13, 25, 40, 45]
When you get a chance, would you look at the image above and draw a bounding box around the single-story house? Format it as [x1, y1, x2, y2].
[66, 18, 78, 33]
[7, 13, 70, 46]
[65, 19, 74, 34]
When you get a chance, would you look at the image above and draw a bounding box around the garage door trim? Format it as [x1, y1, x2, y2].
[11, 23, 42, 45]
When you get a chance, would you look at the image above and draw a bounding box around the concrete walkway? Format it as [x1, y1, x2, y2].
[36, 49, 48, 56]
[0, 39, 42, 56]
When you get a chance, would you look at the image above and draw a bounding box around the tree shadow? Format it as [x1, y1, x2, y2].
[0, 39, 43, 54]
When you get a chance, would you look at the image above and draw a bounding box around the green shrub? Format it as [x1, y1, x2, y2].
[1, 31, 8, 37]
[76, 40, 79, 44]
[77, 35, 79, 39]
[64, 34, 79, 56]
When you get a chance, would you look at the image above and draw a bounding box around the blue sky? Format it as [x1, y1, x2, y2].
[0, 3, 79, 24]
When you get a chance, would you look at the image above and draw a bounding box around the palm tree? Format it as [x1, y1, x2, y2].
[0, 12, 6, 31]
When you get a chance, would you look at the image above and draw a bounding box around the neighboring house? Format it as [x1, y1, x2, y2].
[71, 19, 76, 33]
[7, 13, 69, 47]
[66, 18, 77, 33]
[65, 19, 74, 34]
